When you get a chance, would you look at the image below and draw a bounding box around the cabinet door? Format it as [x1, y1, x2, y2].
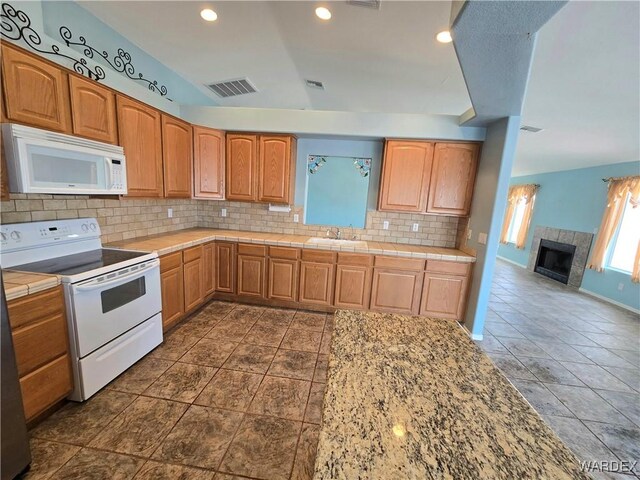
[237, 255, 266, 298]
[194, 126, 225, 199]
[20, 354, 72, 422]
[420, 273, 469, 320]
[258, 135, 294, 204]
[116, 96, 163, 197]
[226, 134, 257, 201]
[334, 265, 371, 310]
[161, 266, 184, 331]
[203, 242, 215, 296]
[370, 269, 423, 315]
[69, 75, 117, 144]
[268, 258, 298, 302]
[2, 45, 71, 132]
[215, 242, 237, 294]
[184, 259, 204, 312]
[378, 140, 434, 212]
[427, 143, 479, 216]
[162, 115, 193, 198]
[299, 262, 335, 306]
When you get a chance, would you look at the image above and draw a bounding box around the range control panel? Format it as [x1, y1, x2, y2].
[1, 218, 101, 251]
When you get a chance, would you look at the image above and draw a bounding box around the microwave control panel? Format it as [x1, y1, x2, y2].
[110, 159, 126, 192]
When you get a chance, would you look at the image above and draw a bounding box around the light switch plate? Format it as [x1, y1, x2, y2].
[221, 208, 227, 217]
[293, 214, 299, 223]
[478, 232, 487, 245]
[412, 223, 419, 232]
[383, 220, 389, 230]
[167, 208, 173, 218]
[467, 229, 472, 240]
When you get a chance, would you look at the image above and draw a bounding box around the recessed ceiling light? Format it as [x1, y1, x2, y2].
[436, 30, 452, 43]
[315, 7, 332, 20]
[200, 8, 218, 22]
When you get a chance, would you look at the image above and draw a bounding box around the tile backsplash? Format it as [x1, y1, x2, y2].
[1, 194, 461, 247]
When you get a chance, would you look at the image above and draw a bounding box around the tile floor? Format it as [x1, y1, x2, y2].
[26, 302, 333, 480]
[476, 259, 640, 479]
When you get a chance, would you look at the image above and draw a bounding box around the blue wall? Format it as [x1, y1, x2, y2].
[498, 161, 640, 311]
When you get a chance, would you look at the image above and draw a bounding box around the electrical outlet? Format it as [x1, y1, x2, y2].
[293, 214, 299, 223]
[618, 282, 624, 291]
[221, 208, 227, 217]
[167, 208, 173, 218]
[383, 220, 389, 230]
[412, 223, 419, 232]
[478, 232, 487, 245]
[467, 229, 472, 240]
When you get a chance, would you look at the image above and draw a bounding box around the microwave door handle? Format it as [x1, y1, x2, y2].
[105, 158, 114, 189]
[74, 260, 159, 292]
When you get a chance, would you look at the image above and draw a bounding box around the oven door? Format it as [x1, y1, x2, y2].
[69, 259, 161, 358]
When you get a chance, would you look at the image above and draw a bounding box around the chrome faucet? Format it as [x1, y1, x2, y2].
[326, 227, 342, 239]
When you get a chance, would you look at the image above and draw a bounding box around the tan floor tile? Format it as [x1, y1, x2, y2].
[304, 383, 325, 424]
[149, 334, 200, 361]
[133, 460, 214, 480]
[207, 317, 255, 342]
[291, 312, 326, 332]
[224, 305, 265, 323]
[89, 396, 187, 457]
[200, 300, 237, 319]
[223, 344, 277, 374]
[172, 317, 217, 338]
[143, 362, 217, 403]
[31, 390, 137, 445]
[152, 405, 243, 469]
[249, 376, 311, 421]
[291, 423, 321, 480]
[259, 308, 296, 327]
[219, 414, 301, 480]
[195, 369, 263, 411]
[319, 331, 332, 354]
[243, 322, 288, 347]
[179, 338, 238, 367]
[23, 439, 81, 480]
[313, 354, 329, 383]
[268, 350, 318, 381]
[52, 447, 144, 480]
[108, 357, 175, 394]
[281, 329, 322, 353]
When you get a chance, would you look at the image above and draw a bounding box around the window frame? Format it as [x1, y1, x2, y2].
[605, 192, 638, 275]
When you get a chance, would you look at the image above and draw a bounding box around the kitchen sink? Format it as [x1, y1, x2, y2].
[306, 237, 368, 248]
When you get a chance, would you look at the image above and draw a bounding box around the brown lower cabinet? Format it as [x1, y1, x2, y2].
[420, 260, 471, 319]
[7, 286, 73, 422]
[183, 245, 204, 312]
[203, 242, 215, 296]
[215, 242, 237, 294]
[334, 253, 372, 310]
[267, 246, 299, 302]
[237, 244, 267, 298]
[159, 251, 184, 331]
[369, 257, 425, 315]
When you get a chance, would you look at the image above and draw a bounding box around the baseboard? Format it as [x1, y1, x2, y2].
[461, 323, 483, 341]
[496, 255, 527, 269]
[578, 288, 640, 315]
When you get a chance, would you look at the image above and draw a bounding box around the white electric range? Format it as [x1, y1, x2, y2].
[0, 218, 162, 401]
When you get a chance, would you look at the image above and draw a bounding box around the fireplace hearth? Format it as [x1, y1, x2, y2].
[535, 239, 576, 284]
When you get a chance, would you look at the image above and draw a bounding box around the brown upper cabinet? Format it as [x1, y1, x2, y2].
[162, 115, 193, 198]
[378, 139, 480, 217]
[1, 44, 72, 133]
[226, 133, 258, 201]
[258, 135, 296, 204]
[378, 140, 434, 212]
[116, 95, 164, 197]
[69, 75, 118, 144]
[427, 143, 480, 216]
[193, 126, 225, 199]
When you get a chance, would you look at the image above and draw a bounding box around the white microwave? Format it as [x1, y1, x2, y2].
[2, 123, 127, 195]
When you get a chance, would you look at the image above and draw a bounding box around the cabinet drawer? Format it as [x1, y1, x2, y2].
[20, 354, 72, 421]
[13, 313, 68, 377]
[8, 286, 64, 330]
[374, 256, 425, 271]
[183, 245, 203, 263]
[160, 251, 182, 273]
[425, 260, 471, 276]
[269, 246, 300, 260]
[337, 253, 373, 267]
[301, 249, 336, 264]
[238, 243, 267, 257]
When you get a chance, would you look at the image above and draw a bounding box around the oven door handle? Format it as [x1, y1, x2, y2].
[73, 260, 159, 292]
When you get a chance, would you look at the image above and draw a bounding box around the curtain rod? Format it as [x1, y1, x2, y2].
[602, 175, 640, 183]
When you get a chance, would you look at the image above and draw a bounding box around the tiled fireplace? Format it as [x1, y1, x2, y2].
[527, 227, 594, 288]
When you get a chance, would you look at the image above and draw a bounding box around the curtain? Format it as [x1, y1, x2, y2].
[499, 184, 539, 249]
[587, 176, 640, 280]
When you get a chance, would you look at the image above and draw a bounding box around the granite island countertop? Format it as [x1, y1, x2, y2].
[314, 310, 589, 480]
[107, 228, 476, 262]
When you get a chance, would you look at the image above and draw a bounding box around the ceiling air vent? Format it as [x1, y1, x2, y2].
[347, 0, 381, 9]
[207, 78, 257, 98]
[520, 125, 543, 133]
[305, 79, 325, 90]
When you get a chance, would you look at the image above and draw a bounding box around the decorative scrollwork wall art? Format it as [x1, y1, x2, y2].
[353, 158, 371, 177]
[308, 155, 327, 174]
[1, 2, 105, 80]
[0, 2, 171, 100]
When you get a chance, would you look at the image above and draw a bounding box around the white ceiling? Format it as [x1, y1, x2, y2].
[78, 0, 471, 115]
[515, 0, 640, 176]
